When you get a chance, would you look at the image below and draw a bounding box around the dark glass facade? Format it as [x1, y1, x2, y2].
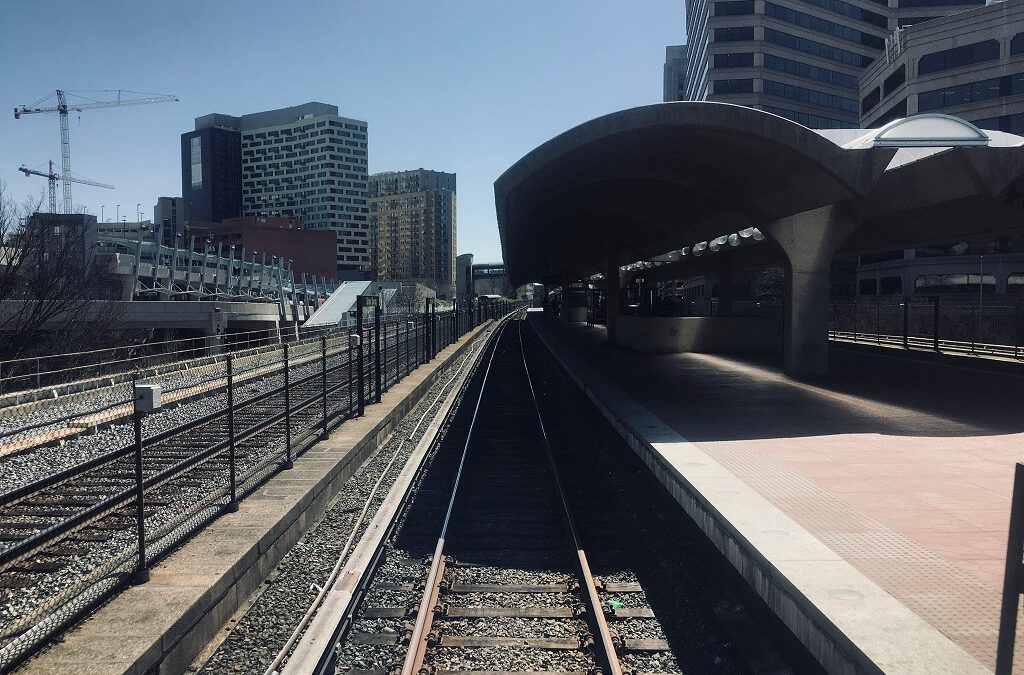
[764, 53, 858, 89]
[918, 73, 1024, 112]
[918, 39, 999, 75]
[765, 2, 886, 49]
[180, 126, 242, 224]
[715, 52, 756, 68]
[713, 78, 755, 93]
[764, 28, 875, 67]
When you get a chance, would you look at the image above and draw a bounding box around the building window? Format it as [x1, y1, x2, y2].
[914, 274, 996, 294]
[883, 65, 906, 96]
[862, 87, 880, 114]
[763, 105, 859, 128]
[899, 0, 983, 7]
[880, 276, 902, 295]
[764, 53, 858, 89]
[714, 0, 754, 14]
[190, 136, 202, 190]
[872, 97, 907, 125]
[973, 112, 1024, 134]
[713, 78, 754, 94]
[715, 52, 755, 68]
[858, 278, 877, 295]
[764, 2, 886, 49]
[918, 40, 999, 76]
[714, 26, 755, 42]
[764, 28, 874, 67]
[1008, 273, 1024, 295]
[764, 79, 859, 113]
[794, 0, 888, 26]
[918, 75, 1020, 112]
[1013, 33, 1024, 56]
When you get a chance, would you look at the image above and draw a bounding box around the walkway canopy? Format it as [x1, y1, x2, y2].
[495, 102, 1024, 374]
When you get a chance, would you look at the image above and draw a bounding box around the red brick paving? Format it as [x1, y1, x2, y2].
[534, 315, 1024, 669]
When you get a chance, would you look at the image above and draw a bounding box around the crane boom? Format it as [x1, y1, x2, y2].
[14, 92, 179, 118]
[19, 162, 114, 214]
[13, 89, 176, 213]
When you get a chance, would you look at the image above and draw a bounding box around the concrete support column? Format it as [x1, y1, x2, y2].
[605, 246, 620, 344]
[205, 309, 227, 356]
[764, 204, 859, 377]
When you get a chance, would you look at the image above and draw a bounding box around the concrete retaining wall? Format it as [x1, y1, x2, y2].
[616, 314, 783, 354]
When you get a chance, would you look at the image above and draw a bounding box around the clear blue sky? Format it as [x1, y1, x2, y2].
[1, 0, 683, 263]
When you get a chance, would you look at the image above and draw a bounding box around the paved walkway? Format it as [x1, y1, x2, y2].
[531, 313, 1024, 671]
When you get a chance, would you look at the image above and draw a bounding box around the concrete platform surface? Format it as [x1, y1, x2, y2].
[531, 313, 1024, 673]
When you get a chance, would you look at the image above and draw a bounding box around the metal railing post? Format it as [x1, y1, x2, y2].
[902, 300, 909, 349]
[852, 300, 858, 342]
[283, 343, 293, 469]
[132, 375, 149, 584]
[226, 354, 238, 512]
[321, 335, 328, 437]
[996, 462, 1024, 674]
[356, 296, 366, 411]
[374, 305, 382, 403]
[347, 334, 355, 417]
[407, 321, 414, 376]
[875, 300, 881, 345]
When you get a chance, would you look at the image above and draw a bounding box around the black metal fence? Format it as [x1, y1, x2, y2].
[0, 297, 524, 671]
[830, 297, 1024, 359]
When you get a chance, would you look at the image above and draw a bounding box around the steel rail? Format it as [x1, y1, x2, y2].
[517, 319, 624, 675]
[399, 310, 622, 675]
[399, 319, 510, 675]
[261, 318, 494, 675]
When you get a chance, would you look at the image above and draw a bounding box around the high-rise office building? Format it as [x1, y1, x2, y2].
[181, 118, 243, 223]
[181, 102, 370, 276]
[154, 197, 184, 246]
[669, 0, 985, 128]
[859, 0, 1024, 130]
[665, 45, 689, 102]
[369, 170, 456, 298]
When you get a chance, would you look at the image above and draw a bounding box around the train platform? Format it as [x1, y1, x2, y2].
[530, 311, 1024, 674]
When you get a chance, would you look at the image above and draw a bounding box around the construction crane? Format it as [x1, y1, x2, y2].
[18, 161, 114, 214]
[14, 89, 178, 213]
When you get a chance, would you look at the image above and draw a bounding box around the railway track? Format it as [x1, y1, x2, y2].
[0, 305, 506, 673]
[299, 317, 679, 675]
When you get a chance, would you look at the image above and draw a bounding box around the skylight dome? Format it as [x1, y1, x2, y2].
[869, 114, 989, 147]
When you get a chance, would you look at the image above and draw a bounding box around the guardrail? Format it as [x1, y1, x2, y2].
[829, 298, 1024, 360]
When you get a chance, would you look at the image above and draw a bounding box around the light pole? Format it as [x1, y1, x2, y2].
[101, 205, 105, 223]
[116, 204, 120, 224]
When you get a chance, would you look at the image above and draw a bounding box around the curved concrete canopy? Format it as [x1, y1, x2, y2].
[495, 102, 896, 286]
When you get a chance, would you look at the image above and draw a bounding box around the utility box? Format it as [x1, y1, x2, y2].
[134, 384, 162, 413]
[349, 334, 361, 348]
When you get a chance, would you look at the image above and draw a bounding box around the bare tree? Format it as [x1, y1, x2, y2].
[387, 283, 428, 317]
[0, 180, 122, 361]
